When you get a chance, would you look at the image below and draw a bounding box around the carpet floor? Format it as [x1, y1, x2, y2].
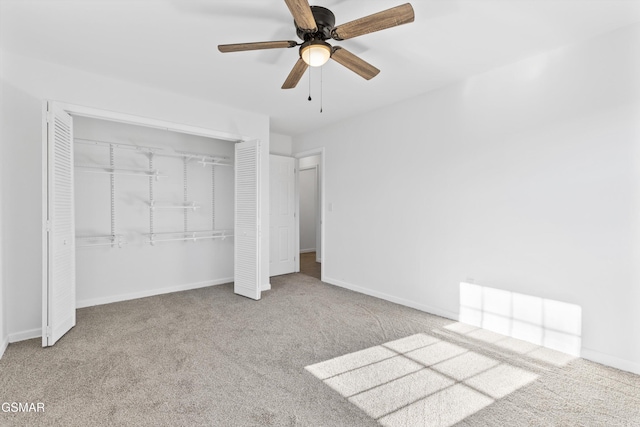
[0, 274, 638, 426]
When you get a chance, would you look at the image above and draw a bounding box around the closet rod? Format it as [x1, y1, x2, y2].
[76, 234, 126, 248]
[148, 235, 233, 243]
[154, 151, 230, 162]
[177, 150, 230, 161]
[76, 241, 128, 248]
[147, 234, 233, 245]
[146, 229, 233, 236]
[149, 201, 200, 211]
[76, 165, 167, 179]
[197, 160, 233, 167]
[75, 138, 164, 153]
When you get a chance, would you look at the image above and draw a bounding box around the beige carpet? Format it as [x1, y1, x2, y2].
[0, 274, 638, 426]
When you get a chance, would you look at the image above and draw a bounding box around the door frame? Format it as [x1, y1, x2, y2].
[42, 101, 257, 344]
[46, 102, 251, 142]
[294, 148, 325, 281]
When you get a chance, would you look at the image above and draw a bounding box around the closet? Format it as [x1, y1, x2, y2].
[73, 117, 235, 307]
[42, 101, 263, 346]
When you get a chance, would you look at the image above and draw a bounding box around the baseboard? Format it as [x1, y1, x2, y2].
[9, 328, 41, 343]
[323, 276, 459, 321]
[262, 282, 272, 291]
[326, 277, 640, 376]
[76, 277, 233, 309]
[0, 335, 8, 359]
[300, 248, 316, 254]
[581, 347, 640, 375]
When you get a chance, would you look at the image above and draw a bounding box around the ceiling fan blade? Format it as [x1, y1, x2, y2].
[218, 40, 298, 53]
[282, 58, 309, 89]
[330, 47, 380, 80]
[284, 0, 317, 32]
[331, 3, 414, 40]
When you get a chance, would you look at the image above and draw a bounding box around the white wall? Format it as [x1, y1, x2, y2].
[299, 168, 317, 252]
[270, 132, 293, 156]
[299, 155, 322, 254]
[0, 51, 270, 342]
[74, 117, 234, 306]
[294, 24, 640, 374]
[0, 49, 7, 357]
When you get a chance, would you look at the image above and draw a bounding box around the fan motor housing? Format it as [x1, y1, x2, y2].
[296, 6, 335, 40]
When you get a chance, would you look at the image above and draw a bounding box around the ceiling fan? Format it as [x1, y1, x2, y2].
[218, 0, 414, 89]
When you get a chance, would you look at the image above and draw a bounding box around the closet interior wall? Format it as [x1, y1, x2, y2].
[73, 117, 234, 307]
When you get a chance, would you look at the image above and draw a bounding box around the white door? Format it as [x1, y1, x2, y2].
[43, 103, 76, 346]
[269, 155, 296, 276]
[234, 140, 262, 300]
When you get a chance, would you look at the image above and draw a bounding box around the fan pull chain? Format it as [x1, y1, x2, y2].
[308, 66, 312, 101]
[320, 66, 323, 113]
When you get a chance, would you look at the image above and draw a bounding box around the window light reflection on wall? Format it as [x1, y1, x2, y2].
[458, 282, 582, 357]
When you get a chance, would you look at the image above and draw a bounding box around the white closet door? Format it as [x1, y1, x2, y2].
[269, 155, 296, 276]
[43, 103, 76, 346]
[234, 140, 261, 300]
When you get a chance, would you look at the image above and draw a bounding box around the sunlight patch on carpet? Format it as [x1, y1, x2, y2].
[305, 333, 539, 427]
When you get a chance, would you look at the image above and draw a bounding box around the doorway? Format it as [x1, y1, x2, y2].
[296, 150, 324, 280]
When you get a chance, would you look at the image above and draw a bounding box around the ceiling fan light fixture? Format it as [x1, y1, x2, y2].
[300, 40, 331, 67]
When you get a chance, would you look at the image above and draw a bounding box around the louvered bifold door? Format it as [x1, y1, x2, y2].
[234, 140, 262, 300]
[43, 103, 76, 346]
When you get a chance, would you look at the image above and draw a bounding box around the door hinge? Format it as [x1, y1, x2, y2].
[45, 220, 51, 232]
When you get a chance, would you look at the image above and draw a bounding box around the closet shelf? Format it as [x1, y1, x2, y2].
[75, 164, 167, 180]
[75, 139, 232, 167]
[75, 138, 164, 154]
[150, 201, 200, 211]
[76, 234, 126, 248]
[147, 229, 233, 245]
[154, 151, 232, 167]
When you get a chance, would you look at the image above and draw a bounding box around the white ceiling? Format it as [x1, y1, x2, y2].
[2, 0, 640, 136]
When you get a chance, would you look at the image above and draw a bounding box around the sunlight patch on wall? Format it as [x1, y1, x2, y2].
[457, 282, 582, 358]
[306, 333, 538, 427]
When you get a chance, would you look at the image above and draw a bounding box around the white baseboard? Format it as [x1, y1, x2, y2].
[0, 335, 9, 359]
[76, 277, 233, 309]
[323, 276, 459, 321]
[262, 282, 272, 291]
[581, 347, 640, 375]
[300, 248, 316, 254]
[9, 328, 41, 343]
[326, 277, 640, 376]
